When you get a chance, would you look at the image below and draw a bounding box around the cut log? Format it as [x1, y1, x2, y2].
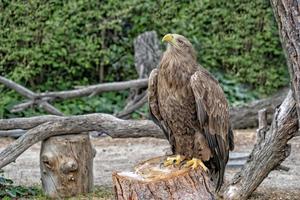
[112, 156, 215, 200]
[40, 133, 96, 198]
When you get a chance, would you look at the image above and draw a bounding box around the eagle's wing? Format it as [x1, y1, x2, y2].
[190, 68, 234, 190]
[148, 69, 171, 142]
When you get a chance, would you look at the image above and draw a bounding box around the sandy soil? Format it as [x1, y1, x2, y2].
[1, 129, 300, 199]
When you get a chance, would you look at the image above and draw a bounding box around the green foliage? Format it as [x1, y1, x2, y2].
[213, 70, 258, 106]
[0, 0, 288, 117]
[129, 0, 288, 94]
[0, 171, 41, 199]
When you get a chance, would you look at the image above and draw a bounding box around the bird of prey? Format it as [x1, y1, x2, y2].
[148, 33, 234, 191]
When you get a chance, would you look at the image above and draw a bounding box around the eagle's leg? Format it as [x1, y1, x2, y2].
[163, 155, 185, 167]
[183, 158, 208, 172]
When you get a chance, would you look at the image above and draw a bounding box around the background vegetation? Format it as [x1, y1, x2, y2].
[0, 0, 288, 118]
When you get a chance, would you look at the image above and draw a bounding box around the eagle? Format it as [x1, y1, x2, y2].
[148, 33, 234, 191]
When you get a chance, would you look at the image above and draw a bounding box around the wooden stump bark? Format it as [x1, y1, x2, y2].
[112, 156, 215, 200]
[40, 133, 96, 198]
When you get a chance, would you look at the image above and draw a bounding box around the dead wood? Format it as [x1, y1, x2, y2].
[230, 87, 288, 129]
[1, 74, 289, 129]
[117, 31, 161, 118]
[270, 0, 300, 129]
[0, 76, 63, 115]
[0, 114, 163, 137]
[0, 129, 25, 138]
[38, 78, 148, 100]
[112, 156, 215, 200]
[116, 94, 148, 118]
[223, 90, 298, 200]
[0, 113, 163, 169]
[40, 133, 95, 198]
[0, 75, 148, 115]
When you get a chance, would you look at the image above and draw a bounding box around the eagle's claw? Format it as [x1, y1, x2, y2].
[183, 158, 208, 172]
[163, 155, 185, 167]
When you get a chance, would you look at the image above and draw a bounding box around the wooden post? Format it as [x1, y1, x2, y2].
[112, 156, 215, 200]
[40, 133, 96, 198]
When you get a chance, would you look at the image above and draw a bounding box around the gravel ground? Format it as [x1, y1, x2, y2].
[1, 129, 300, 199]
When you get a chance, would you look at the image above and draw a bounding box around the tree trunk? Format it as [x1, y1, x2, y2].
[223, 90, 297, 200]
[40, 133, 96, 198]
[270, 0, 300, 129]
[112, 156, 215, 200]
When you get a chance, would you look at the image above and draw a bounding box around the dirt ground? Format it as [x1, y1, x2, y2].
[1, 129, 300, 199]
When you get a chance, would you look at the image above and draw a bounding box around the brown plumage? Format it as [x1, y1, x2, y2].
[148, 33, 234, 191]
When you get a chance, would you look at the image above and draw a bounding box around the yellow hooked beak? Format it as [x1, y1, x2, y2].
[162, 34, 173, 42]
[162, 34, 176, 45]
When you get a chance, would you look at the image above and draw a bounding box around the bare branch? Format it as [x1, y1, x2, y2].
[0, 114, 163, 136]
[0, 115, 61, 130]
[38, 79, 148, 100]
[0, 76, 37, 99]
[0, 129, 25, 138]
[116, 93, 148, 118]
[0, 76, 63, 115]
[10, 101, 34, 113]
[39, 102, 64, 116]
[1, 75, 147, 115]
[0, 113, 164, 169]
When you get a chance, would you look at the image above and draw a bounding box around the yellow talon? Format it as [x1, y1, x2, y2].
[183, 158, 208, 172]
[164, 155, 185, 167]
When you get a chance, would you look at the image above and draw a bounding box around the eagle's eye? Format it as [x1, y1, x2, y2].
[177, 39, 184, 45]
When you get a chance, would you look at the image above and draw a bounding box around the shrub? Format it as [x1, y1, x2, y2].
[0, 0, 288, 117]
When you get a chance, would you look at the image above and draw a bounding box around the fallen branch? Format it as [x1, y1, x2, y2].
[0, 76, 37, 99]
[0, 115, 61, 130]
[1, 75, 148, 115]
[0, 76, 63, 115]
[0, 129, 25, 138]
[116, 93, 148, 118]
[0, 113, 164, 169]
[1, 74, 289, 129]
[230, 87, 288, 129]
[0, 114, 163, 136]
[38, 78, 148, 100]
[10, 101, 34, 113]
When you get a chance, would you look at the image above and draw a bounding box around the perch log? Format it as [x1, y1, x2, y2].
[112, 156, 215, 200]
[40, 133, 96, 198]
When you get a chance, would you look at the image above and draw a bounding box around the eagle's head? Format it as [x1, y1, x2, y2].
[162, 33, 197, 61]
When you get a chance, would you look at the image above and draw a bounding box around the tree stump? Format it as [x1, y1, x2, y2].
[40, 133, 96, 198]
[112, 156, 215, 200]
